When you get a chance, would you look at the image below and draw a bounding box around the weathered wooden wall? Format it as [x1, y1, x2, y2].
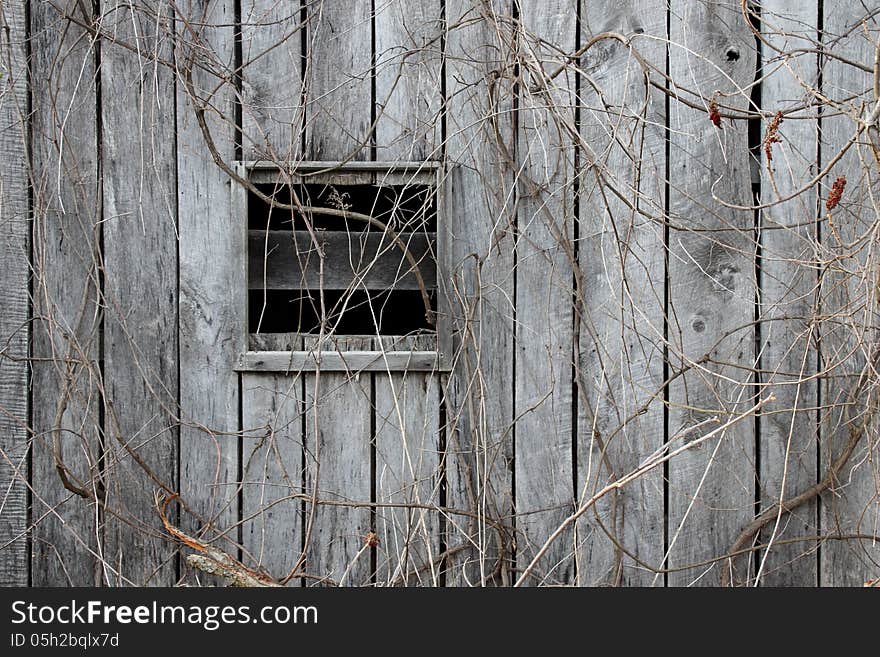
[0, 0, 29, 587]
[1, 0, 879, 586]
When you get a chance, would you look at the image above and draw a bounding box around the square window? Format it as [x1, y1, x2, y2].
[234, 161, 449, 372]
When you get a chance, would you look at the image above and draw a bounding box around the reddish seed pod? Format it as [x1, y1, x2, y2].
[708, 99, 722, 128]
[826, 176, 846, 211]
[764, 111, 783, 161]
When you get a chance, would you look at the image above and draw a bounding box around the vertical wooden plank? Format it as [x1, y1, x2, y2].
[241, 371, 303, 582]
[374, 0, 443, 161]
[576, 2, 667, 586]
[101, 0, 178, 586]
[514, 0, 576, 586]
[756, 0, 819, 586]
[304, 0, 372, 161]
[443, 0, 516, 586]
[30, 0, 103, 586]
[374, 336, 441, 586]
[819, 1, 880, 586]
[176, 0, 243, 560]
[373, 0, 443, 586]
[303, 337, 372, 585]
[241, 0, 303, 159]
[300, 0, 374, 587]
[0, 0, 29, 586]
[240, 2, 304, 580]
[667, 0, 757, 585]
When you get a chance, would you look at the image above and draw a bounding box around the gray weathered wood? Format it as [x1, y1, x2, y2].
[21, 0, 879, 589]
[248, 230, 436, 290]
[237, 350, 443, 373]
[302, 336, 372, 585]
[304, 0, 372, 161]
[756, 0, 819, 586]
[101, 0, 178, 586]
[576, 0, 667, 586]
[246, 160, 440, 187]
[667, 0, 757, 586]
[443, 0, 516, 586]
[300, 1, 375, 586]
[514, 0, 577, 586]
[250, 333, 307, 351]
[242, 370, 304, 583]
[251, 332, 438, 352]
[373, 6, 443, 585]
[374, 336, 441, 585]
[374, 0, 443, 160]
[241, 0, 303, 159]
[30, 0, 103, 586]
[176, 0, 244, 567]
[819, 0, 880, 586]
[0, 0, 29, 586]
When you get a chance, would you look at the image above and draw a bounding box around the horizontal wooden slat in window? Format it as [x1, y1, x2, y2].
[235, 350, 443, 373]
[245, 160, 439, 186]
[248, 230, 436, 291]
[248, 332, 438, 352]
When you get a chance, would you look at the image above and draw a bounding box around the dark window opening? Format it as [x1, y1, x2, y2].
[248, 183, 437, 233]
[247, 179, 438, 339]
[249, 289, 437, 335]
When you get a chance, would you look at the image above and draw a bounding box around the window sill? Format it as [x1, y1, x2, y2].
[235, 350, 448, 373]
